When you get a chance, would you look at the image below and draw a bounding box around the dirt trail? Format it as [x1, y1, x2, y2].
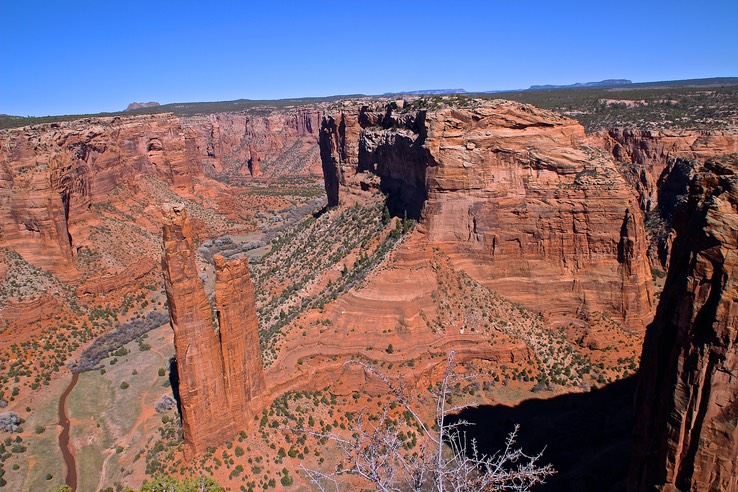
[58, 372, 79, 490]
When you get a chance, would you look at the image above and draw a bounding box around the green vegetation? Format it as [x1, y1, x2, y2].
[252, 201, 410, 365]
[139, 475, 223, 492]
[428, 251, 640, 388]
[474, 81, 738, 131]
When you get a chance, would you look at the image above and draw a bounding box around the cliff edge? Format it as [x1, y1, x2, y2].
[629, 156, 738, 491]
[320, 99, 654, 331]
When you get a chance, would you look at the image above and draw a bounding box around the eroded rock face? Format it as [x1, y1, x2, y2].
[320, 100, 654, 330]
[0, 108, 322, 282]
[0, 114, 201, 279]
[629, 157, 738, 492]
[596, 128, 738, 214]
[162, 204, 264, 458]
[213, 254, 266, 419]
[183, 109, 322, 179]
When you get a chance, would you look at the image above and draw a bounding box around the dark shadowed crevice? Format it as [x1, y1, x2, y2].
[168, 356, 182, 418]
[61, 189, 73, 249]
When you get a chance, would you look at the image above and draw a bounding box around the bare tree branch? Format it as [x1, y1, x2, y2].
[298, 352, 555, 491]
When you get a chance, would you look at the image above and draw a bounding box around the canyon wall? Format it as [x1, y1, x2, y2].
[629, 156, 738, 492]
[596, 130, 738, 268]
[597, 129, 738, 213]
[0, 107, 322, 284]
[0, 113, 200, 279]
[182, 109, 322, 179]
[162, 204, 264, 458]
[320, 100, 654, 330]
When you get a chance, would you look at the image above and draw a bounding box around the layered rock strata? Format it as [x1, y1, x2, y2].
[0, 108, 322, 282]
[598, 129, 738, 213]
[629, 157, 738, 491]
[0, 113, 201, 279]
[162, 203, 264, 458]
[182, 109, 322, 179]
[320, 100, 654, 330]
[213, 254, 266, 417]
[595, 129, 738, 272]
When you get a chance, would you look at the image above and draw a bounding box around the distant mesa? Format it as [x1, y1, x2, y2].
[528, 79, 633, 90]
[126, 101, 160, 111]
[382, 88, 467, 96]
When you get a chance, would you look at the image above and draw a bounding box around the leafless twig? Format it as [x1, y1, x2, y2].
[297, 351, 555, 491]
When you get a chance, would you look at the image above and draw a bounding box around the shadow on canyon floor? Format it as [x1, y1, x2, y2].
[447, 376, 637, 492]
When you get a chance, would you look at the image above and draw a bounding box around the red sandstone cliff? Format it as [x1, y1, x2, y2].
[0, 114, 201, 279]
[182, 109, 322, 179]
[595, 129, 738, 272]
[162, 204, 264, 458]
[595, 128, 738, 214]
[214, 254, 266, 420]
[629, 156, 738, 492]
[0, 108, 322, 286]
[320, 100, 654, 331]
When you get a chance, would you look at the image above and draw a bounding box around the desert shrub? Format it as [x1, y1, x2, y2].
[0, 413, 21, 433]
[301, 353, 555, 491]
[139, 474, 223, 492]
[155, 394, 176, 413]
[280, 473, 294, 486]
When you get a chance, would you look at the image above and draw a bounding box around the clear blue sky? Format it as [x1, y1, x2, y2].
[1, 0, 737, 116]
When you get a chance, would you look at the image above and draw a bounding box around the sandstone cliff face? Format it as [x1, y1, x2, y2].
[596, 129, 738, 273]
[629, 157, 738, 492]
[320, 100, 654, 330]
[0, 108, 322, 284]
[0, 114, 201, 279]
[213, 254, 266, 419]
[183, 109, 322, 179]
[162, 204, 264, 458]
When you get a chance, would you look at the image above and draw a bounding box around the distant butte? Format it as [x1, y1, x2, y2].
[126, 101, 160, 111]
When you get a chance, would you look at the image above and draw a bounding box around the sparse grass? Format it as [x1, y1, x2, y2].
[474, 82, 738, 131]
[67, 372, 114, 421]
[63, 324, 175, 490]
[76, 443, 108, 492]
